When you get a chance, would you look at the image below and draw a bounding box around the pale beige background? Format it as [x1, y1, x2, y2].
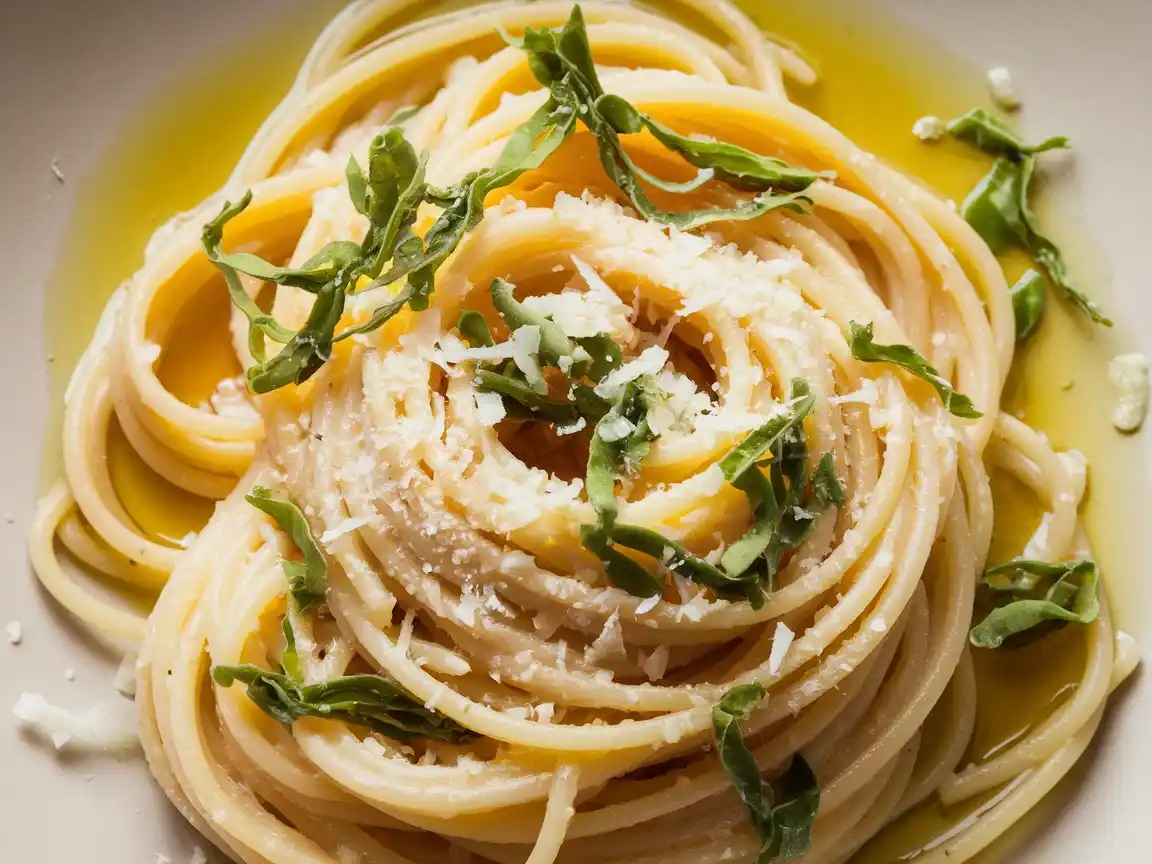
[1, 0, 1149, 861]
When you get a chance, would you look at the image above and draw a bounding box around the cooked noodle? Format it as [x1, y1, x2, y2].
[29, 1, 1134, 862]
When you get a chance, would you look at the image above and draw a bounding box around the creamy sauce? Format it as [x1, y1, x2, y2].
[40, 0, 1142, 859]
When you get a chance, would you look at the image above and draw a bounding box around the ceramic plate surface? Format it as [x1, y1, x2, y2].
[0, 0, 1148, 860]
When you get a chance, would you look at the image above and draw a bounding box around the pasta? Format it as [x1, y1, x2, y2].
[28, 1, 1138, 862]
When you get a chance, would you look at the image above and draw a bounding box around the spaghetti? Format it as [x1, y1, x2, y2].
[29, 1, 1137, 862]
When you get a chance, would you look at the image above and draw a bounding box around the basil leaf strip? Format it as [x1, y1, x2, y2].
[246, 486, 328, 612]
[719, 380, 817, 594]
[211, 664, 477, 743]
[959, 157, 1024, 255]
[1009, 268, 1046, 341]
[969, 559, 1099, 649]
[474, 369, 580, 425]
[490, 277, 585, 373]
[848, 321, 982, 418]
[201, 192, 299, 362]
[581, 378, 662, 598]
[768, 755, 821, 861]
[639, 110, 825, 193]
[713, 683, 821, 863]
[948, 109, 1111, 328]
[946, 108, 1069, 157]
[506, 6, 820, 230]
[811, 452, 845, 509]
[1014, 156, 1112, 326]
[279, 616, 304, 682]
[202, 192, 361, 291]
[458, 310, 495, 349]
[720, 382, 816, 484]
[205, 99, 573, 392]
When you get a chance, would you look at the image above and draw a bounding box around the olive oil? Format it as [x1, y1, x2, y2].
[41, 0, 343, 541]
[41, 0, 1142, 859]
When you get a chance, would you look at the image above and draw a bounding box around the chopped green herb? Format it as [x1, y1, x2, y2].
[490, 277, 586, 375]
[712, 683, 820, 862]
[811, 452, 844, 509]
[212, 661, 476, 743]
[474, 369, 579, 425]
[848, 321, 982, 418]
[205, 98, 572, 393]
[607, 522, 753, 600]
[582, 377, 840, 608]
[960, 157, 1025, 255]
[947, 109, 1111, 328]
[969, 559, 1099, 649]
[946, 108, 1068, 157]
[718, 380, 821, 600]
[506, 6, 820, 230]
[279, 616, 303, 682]
[1009, 269, 1046, 341]
[719, 382, 815, 485]
[581, 377, 663, 599]
[246, 487, 328, 612]
[206, 9, 829, 393]
[457, 310, 496, 349]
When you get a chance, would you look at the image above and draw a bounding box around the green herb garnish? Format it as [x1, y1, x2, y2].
[713, 683, 820, 862]
[1009, 269, 1046, 341]
[969, 559, 1099, 649]
[580, 377, 664, 599]
[946, 109, 1111, 329]
[490, 277, 588, 381]
[206, 7, 824, 393]
[246, 487, 328, 612]
[205, 102, 571, 392]
[718, 380, 825, 598]
[581, 378, 841, 608]
[505, 6, 820, 230]
[212, 654, 475, 743]
[811, 452, 845, 510]
[946, 108, 1068, 157]
[458, 278, 621, 422]
[848, 321, 981, 418]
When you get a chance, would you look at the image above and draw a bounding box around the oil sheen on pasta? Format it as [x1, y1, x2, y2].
[40, 0, 1142, 860]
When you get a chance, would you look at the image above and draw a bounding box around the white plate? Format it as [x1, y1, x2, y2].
[0, 0, 1148, 861]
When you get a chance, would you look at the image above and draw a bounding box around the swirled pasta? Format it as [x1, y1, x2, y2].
[29, 1, 1137, 863]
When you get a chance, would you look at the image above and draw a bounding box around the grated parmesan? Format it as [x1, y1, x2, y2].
[474, 390, 507, 426]
[594, 346, 669, 399]
[635, 594, 661, 615]
[320, 517, 371, 545]
[597, 414, 636, 442]
[912, 115, 946, 141]
[1108, 353, 1149, 433]
[13, 692, 139, 752]
[114, 652, 139, 699]
[987, 66, 1021, 111]
[584, 611, 625, 665]
[5, 620, 21, 645]
[642, 644, 670, 682]
[769, 622, 795, 675]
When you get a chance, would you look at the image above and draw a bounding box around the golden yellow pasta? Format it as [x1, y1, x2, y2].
[29, 1, 1138, 862]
